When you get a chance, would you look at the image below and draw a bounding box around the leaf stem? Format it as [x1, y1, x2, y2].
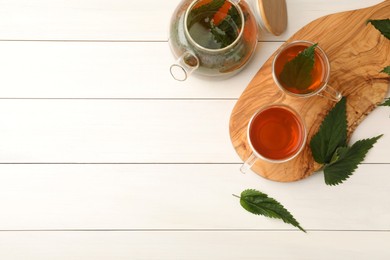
[232, 194, 241, 199]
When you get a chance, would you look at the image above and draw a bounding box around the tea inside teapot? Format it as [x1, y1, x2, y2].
[169, 0, 287, 81]
[169, 0, 258, 81]
[187, 0, 242, 49]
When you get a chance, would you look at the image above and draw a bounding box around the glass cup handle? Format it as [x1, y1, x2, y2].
[170, 51, 199, 81]
[318, 84, 342, 102]
[240, 153, 258, 174]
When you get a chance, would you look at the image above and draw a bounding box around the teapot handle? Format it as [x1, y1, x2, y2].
[170, 51, 199, 81]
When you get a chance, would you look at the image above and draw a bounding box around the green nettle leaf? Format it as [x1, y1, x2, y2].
[309, 96, 383, 185]
[279, 43, 318, 90]
[381, 66, 390, 75]
[328, 146, 349, 165]
[367, 19, 390, 40]
[210, 6, 241, 48]
[310, 97, 348, 164]
[210, 22, 230, 47]
[324, 135, 383, 185]
[187, 0, 226, 30]
[235, 189, 306, 232]
[226, 3, 242, 28]
[380, 98, 390, 106]
[190, 0, 225, 18]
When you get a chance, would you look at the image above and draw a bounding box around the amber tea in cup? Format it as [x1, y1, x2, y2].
[272, 41, 341, 101]
[240, 104, 307, 174]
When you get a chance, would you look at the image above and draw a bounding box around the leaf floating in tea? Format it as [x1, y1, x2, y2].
[210, 2, 241, 48]
[212, 0, 232, 25]
[234, 189, 306, 232]
[187, 0, 226, 36]
[279, 43, 318, 90]
[190, 0, 226, 19]
[367, 19, 390, 40]
[210, 22, 231, 47]
[187, 0, 242, 49]
[210, 18, 239, 47]
[218, 3, 242, 28]
[381, 66, 390, 75]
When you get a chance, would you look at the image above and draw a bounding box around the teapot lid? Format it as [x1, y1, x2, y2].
[253, 0, 288, 36]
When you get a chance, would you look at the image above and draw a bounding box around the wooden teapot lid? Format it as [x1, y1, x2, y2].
[256, 0, 288, 36]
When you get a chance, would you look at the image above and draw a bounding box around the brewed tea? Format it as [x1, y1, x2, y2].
[169, 0, 258, 79]
[249, 106, 305, 161]
[274, 44, 326, 94]
[187, 0, 242, 49]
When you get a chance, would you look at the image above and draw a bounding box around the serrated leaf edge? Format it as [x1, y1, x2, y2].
[238, 189, 306, 232]
[310, 97, 347, 164]
[323, 135, 383, 186]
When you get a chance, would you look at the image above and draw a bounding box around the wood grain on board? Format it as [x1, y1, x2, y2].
[229, 0, 390, 182]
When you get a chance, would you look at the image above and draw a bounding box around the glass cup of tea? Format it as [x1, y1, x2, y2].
[272, 40, 342, 102]
[240, 104, 307, 174]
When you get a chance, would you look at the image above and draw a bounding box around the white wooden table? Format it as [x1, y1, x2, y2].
[0, 0, 389, 259]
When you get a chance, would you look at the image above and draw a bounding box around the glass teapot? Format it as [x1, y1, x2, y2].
[169, 0, 287, 81]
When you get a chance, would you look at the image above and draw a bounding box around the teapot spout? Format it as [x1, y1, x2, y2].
[170, 51, 199, 81]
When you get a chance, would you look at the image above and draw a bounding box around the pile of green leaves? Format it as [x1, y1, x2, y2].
[279, 43, 317, 90]
[310, 97, 382, 185]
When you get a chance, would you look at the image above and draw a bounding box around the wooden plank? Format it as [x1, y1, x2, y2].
[0, 41, 281, 98]
[0, 164, 389, 230]
[0, 0, 383, 41]
[0, 100, 235, 163]
[0, 0, 177, 41]
[0, 231, 389, 259]
[0, 100, 388, 163]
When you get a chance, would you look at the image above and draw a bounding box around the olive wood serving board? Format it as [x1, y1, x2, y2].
[229, 0, 390, 182]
